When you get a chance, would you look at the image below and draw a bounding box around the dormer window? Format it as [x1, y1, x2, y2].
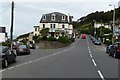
[43, 15, 46, 20]
[51, 14, 55, 21]
[62, 16, 65, 20]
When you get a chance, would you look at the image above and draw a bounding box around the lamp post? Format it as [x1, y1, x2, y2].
[93, 20, 96, 38]
[100, 20, 102, 38]
[109, 4, 115, 43]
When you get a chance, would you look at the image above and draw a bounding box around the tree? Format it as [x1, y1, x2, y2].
[40, 28, 49, 40]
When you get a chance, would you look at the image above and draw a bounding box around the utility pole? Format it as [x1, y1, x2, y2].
[10, 1, 14, 50]
[100, 20, 102, 37]
[109, 4, 115, 43]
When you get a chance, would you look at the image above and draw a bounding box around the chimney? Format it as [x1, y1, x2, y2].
[67, 13, 70, 23]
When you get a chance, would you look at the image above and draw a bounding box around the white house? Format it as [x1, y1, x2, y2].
[94, 22, 111, 29]
[34, 12, 73, 39]
[0, 27, 7, 42]
[17, 32, 34, 42]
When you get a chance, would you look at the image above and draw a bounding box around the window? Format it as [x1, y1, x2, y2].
[43, 15, 46, 20]
[50, 24, 56, 28]
[43, 24, 45, 28]
[53, 24, 55, 28]
[35, 28, 37, 31]
[51, 24, 52, 28]
[62, 16, 65, 20]
[51, 14, 55, 21]
[62, 24, 65, 28]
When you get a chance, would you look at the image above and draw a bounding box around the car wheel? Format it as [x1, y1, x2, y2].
[3, 59, 8, 68]
[13, 57, 16, 63]
[109, 52, 112, 56]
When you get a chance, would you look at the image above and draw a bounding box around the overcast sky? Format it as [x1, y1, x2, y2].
[0, 0, 120, 37]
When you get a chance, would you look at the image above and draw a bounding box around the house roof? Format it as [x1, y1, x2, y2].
[40, 12, 73, 23]
[17, 32, 33, 39]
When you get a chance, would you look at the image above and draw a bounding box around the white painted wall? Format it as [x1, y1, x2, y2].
[0, 33, 6, 42]
[39, 23, 73, 35]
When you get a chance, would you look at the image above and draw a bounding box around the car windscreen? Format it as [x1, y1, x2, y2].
[0, 46, 8, 53]
[19, 45, 27, 48]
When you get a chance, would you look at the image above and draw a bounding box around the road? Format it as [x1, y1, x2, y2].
[1, 36, 119, 80]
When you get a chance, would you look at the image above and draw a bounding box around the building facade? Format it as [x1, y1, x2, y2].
[34, 12, 73, 39]
[118, 1, 120, 7]
[0, 27, 7, 42]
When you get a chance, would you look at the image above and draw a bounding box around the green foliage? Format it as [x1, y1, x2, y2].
[72, 21, 81, 29]
[78, 7, 120, 24]
[47, 36, 56, 41]
[102, 28, 112, 34]
[104, 40, 112, 45]
[40, 28, 49, 37]
[42, 36, 47, 40]
[1, 42, 11, 46]
[80, 28, 90, 34]
[58, 36, 70, 44]
[33, 36, 38, 42]
[22, 39, 28, 45]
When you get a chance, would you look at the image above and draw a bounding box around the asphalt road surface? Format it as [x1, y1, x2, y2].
[1, 36, 119, 80]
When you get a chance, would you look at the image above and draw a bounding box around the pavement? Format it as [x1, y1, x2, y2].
[1, 36, 119, 80]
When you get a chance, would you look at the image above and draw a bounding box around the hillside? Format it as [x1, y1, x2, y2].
[73, 7, 120, 29]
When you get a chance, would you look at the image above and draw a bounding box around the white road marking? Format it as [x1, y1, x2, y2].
[88, 47, 90, 49]
[1, 46, 76, 72]
[15, 64, 22, 67]
[92, 59, 97, 67]
[98, 70, 105, 80]
[90, 54, 93, 58]
[0, 69, 6, 72]
[89, 50, 91, 53]
[8, 66, 15, 70]
[88, 48, 91, 51]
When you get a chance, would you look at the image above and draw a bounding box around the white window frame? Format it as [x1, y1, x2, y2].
[43, 15, 46, 20]
[62, 16, 65, 20]
[51, 14, 55, 21]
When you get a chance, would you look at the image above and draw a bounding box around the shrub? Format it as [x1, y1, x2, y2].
[42, 36, 47, 40]
[104, 40, 112, 45]
[1, 42, 11, 46]
[47, 36, 56, 41]
[58, 36, 70, 44]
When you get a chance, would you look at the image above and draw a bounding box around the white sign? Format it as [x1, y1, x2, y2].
[0, 33, 5, 42]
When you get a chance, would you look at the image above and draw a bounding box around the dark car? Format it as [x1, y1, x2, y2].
[106, 45, 114, 56]
[94, 40, 101, 45]
[0, 46, 16, 68]
[29, 44, 35, 49]
[16, 45, 30, 55]
[106, 42, 120, 58]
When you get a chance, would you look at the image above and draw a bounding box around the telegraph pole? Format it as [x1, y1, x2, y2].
[10, 1, 14, 50]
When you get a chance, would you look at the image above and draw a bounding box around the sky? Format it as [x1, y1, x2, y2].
[0, 0, 120, 37]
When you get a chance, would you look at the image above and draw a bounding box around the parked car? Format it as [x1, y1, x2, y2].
[27, 41, 35, 49]
[91, 37, 96, 43]
[0, 46, 16, 68]
[82, 34, 86, 39]
[29, 44, 35, 49]
[94, 40, 101, 45]
[106, 42, 120, 58]
[16, 45, 30, 55]
[106, 45, 112, 54]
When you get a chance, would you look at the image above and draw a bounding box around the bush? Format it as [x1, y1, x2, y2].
[58, 36, 70, 44]
[47, 36, 56, 41]
[42, 36, 47, 40]
[1, 42, 11, 46]
[104, 40, 112, 45]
